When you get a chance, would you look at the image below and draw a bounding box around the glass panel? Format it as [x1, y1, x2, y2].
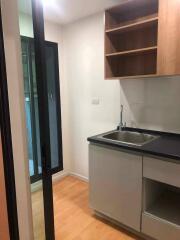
[21, 39, 35, 176]
[45, 45, 60, 169]
[30, 43, 42, 175]
[18, 0, 46, 239]
[25, 99, 34, 176]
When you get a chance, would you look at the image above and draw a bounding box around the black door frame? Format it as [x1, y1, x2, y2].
[32, 0, 55, 239]
[21, 36, 63, 184]
[0, 7, 20, 240]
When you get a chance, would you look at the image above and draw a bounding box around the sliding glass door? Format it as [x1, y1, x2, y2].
[18, 0, 63, 239]
[21, 37, 63, 183]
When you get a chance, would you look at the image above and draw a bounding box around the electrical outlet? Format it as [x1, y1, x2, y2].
[92, 98, 100, 105]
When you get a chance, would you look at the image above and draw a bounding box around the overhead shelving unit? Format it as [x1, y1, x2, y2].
[105, 0, 159, 79]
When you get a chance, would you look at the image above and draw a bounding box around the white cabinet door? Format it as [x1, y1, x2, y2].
[89, 144, 142, 231]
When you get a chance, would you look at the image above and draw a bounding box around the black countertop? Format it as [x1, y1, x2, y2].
[87, 127, 180, 161]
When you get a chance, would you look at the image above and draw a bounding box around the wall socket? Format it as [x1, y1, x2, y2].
[92, 98, 100, 105]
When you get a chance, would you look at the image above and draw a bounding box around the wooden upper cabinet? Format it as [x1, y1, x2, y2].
[105, 0, 180, 79]
[157, 0, 180, 76]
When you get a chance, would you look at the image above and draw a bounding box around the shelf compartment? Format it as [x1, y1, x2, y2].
[105, 0, 159, 30]
[142, 178, 180, 240]
[143, 178, 180, 226]
[145, 192, 180, 226]
[105, 21, 158, 54]
[106, 46, 157, 57]
[105, 49, 157, 79]
[106, 16, 158, 34]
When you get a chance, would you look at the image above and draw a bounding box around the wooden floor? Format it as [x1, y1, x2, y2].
[53, 176, 142, 240]
[32, 185, 45, 240]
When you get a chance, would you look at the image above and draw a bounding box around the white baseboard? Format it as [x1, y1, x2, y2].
[31, 171, 69, 192]
[52, 171, 69, 183]
[31, 171, 88, 193]
[69, 172, 89, 182]
[53, 171, 89, 183]
[31, 181, 42, 193]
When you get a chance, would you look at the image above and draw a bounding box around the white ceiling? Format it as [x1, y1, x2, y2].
[18, 0, 123, 25]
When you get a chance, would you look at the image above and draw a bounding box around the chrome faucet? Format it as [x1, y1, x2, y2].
[119, 104, 126, 131]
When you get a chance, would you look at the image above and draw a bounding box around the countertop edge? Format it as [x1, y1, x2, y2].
[87, 128, 180, 161]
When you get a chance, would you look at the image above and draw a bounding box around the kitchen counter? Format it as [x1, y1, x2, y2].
[87, 127, 180, 161]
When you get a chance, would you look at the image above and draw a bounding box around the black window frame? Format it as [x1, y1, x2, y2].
[21, 36, 63, 184]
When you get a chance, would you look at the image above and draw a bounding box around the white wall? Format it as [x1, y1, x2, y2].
[18, 13, 71, 177]
[62, 13, 120, 178]
[120, 76, 180, 133]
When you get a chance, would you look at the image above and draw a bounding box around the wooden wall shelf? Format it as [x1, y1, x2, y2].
[106, 74, 157, 80]
[106, 50, 157, 79]
[106, 46, 157, 57]
[105, 0, 180, 79]
[105, 16, 158, 34]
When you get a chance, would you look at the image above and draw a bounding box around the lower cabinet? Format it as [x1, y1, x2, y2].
[89, 144, 142, 232]
[89, 144, 180, 240]
[142, 156, 180, 240]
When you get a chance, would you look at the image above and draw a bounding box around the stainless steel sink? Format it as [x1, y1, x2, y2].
[101, 131, 159, 146]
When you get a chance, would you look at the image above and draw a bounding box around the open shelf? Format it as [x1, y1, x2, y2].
[106, 16, 158, 34]
[105, 0, 159, 79]
[105, 0, 158, 30]
[105, 19, 158, 54]
[105, 74, 157, 80]
[106, 46, 157, 57]
[143, 178, 180, 227]
[106, 48, 157, 79]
